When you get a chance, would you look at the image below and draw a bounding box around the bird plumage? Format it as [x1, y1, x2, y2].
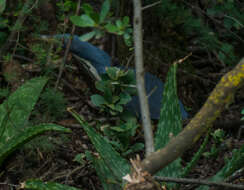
[57, 34, 188, 120]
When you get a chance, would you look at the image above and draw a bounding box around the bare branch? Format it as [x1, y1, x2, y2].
[154, 176, 244, 189]
[141, 58, 244, 174]
[133, 0, 154, 156]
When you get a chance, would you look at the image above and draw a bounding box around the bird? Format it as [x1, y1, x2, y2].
[54, 34, 188, 120]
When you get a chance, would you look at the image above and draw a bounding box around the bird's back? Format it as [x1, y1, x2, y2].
[57, 34, 188, 120]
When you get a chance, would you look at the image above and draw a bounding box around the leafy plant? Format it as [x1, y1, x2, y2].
[68, 109, 130, 190]
[154, 63, 183, 187]
[90, 66, 141, 156]
[102, 116, 143, 156]
[241, 108, 244, 120]
[203, 129, 226, 158]
[91, 67, 136, 116]
[144, 0, 243, 65]
[56, 0, 77, 22]
[70, 0, 133, 46]
[197, 144, 244, 190]
[0, 77, 70, 166]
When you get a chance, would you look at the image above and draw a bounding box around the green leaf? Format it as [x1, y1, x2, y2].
[0, 0, 6, 14]
[95, 80, 112, 93]
[197, 144, 244, 190]
[91, 94, 106, 107]
[99, 0, 110, 23]
[69, 110, 130, 180]
[0, 123, 70, 166]
[82, 3, 94, 16]
[79, 31, 96, 41]
[122, 143, 144, 156]
[120, 69, 136, 84]
[110, 126, 126, 132]
[103, 87, 113, 103]
[81, 3, 100, 23]
[241, 108, 244, 114]
[107, 67, 120, 80]
[123, 32, 132, 46]
[24, 179, 80, 190]
[122, 16, 130, 26]
[119, 93, 131, 105]
[73, 153, 86, 165]
[116, 19, 123, 29]
[105, 23, 119, 34]
[70, 15, 96, 27]
[107, 104, 123, 112]
[112, 96, 120, 104]
[154, 63, 183, 185]
[86, 151, 122, 190]
[0, 77, 48, 147]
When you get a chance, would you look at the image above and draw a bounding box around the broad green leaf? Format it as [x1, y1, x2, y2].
[79, 31, 96, 41]
[70, 15, 96, 27]
[82, 3, 94, 16]
[107, 67, 119, 80]
[73, 153, 86, 165]
[95, 80, 110, 93]
[86, 151, 122, 190]
[116, 19, 123, 29]
[91, 94, 106, 107]
[107, 104, 123, 112]
[117, 70, 128, 78]
[81, 3, 100, 23]
[122, 143, 144, 156]
[0, 0, 6, 14]
[69, 110, 130, 179]
[154, 63, 182, 185]
[103, 86, 113, 102]
[119, 93, 131, 105]
[112, 96, 120, 104]
[23, 179, 80, 190]
[105, 23, 119, 34]
[99, 0, 110, 23]
[120, 69, 136, 84]
[0, 77, 48, 146]
[122, 16, 130, 26]
[110, 126, 126, 132]
[0, 123, 70, 165]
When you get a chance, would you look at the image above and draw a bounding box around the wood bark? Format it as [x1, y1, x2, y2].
[141, 58, 244, 175]
[133, 0, 154, 156]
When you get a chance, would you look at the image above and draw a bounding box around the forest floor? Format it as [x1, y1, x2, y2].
[0, 1, 244, 190]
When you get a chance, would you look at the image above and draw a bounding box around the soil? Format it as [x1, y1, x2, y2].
[0, 1, 243, 190]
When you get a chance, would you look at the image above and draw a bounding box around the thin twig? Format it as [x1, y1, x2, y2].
[0, 182, 19, 188]
[142, 1, 161, 11]
[0, 0, 36, 58]
[133, 0, 154, 156]
[55, 0, 81, 89]
[154, 176, 244, 189]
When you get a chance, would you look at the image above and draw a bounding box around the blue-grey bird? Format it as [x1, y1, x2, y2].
[56, 34, 188, 120]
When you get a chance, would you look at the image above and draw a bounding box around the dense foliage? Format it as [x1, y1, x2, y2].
[0, 0, 243, 190]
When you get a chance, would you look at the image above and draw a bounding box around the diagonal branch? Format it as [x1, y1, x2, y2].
[141, 58, 244, 175]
